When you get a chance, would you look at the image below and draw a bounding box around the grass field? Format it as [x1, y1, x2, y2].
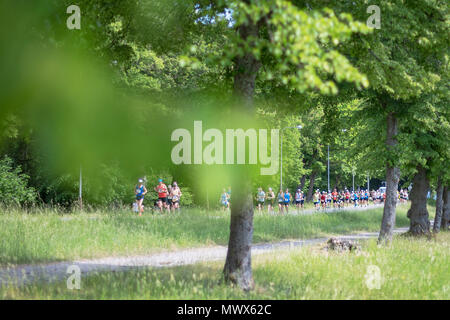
[1, 232, 448, 299]
[0, 204, 421, 266]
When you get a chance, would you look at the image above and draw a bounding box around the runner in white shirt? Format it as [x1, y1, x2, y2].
[256, 187, 266, 214]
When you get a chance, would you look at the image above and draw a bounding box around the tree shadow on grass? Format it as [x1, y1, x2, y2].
[1, 262, 262, 299]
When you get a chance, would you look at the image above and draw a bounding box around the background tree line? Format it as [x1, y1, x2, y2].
[0, 0, 448, 291]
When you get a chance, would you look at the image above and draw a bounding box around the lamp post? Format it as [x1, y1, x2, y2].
[327, 144, 330, 192]
[352, 168, 355, 192]
[280, 125, 302, 190]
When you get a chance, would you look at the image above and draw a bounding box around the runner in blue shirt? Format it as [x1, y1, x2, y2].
[284, 188, 291, 214]
[135, 179, 147, 216]
[220, 189, 229, 211]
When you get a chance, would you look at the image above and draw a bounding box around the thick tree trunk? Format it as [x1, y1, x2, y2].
[406, 165, 430, 235]
[378, 112, 400, 243]
[433, 177, 443, 233]
[231, 25, 261, 108]
[306, 170, 317, 202]
[223, 175, 254, 290]
[223, 14, 260, 291]
[299, 174, 306, 191]
[442, 186, 450, 231]
[334, 174, 340, 190]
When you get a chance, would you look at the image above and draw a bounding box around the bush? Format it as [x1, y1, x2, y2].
[0, 156, 37, 206]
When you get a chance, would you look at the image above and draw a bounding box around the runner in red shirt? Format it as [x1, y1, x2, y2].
[320, 191, 327, 210]
[154, 179, 169, 213]
[332, 189, 338, 208]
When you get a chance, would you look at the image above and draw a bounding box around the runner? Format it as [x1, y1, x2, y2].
[171, 181, 182, 211]
[294, 189, 303, 212]
[364, 190, 369, 207]
[320, 191, 327, 210]
[134, 179, 147, 216]
[353, 191, 359, 207]
[256, 187, 265, 214]
[266, 187, 275, 214]
[284, 188, 291, 214]
[277, 189, 285, 214]
[154, 179, 170, 213]
[326, 191, 332, 209]
[226, 186, 232, 209]
[313, 190, 320, 210]
[338, 191, 345, 209]
[370, 190, 376, 205]
[332, 188, 338, 208]
[376, 190, 382, 204]
[300, 190, 305, 209]
[403, 189, 409, 202]
[167, 185, 173, 211]
[345, 189, 350, 207]
[220, 189, 229, 211]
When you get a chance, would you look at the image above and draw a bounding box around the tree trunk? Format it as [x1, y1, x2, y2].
[306, 170, 317, 202]
[442, 186, 450, 231]
[406, 165, 430, 235]
[433, 177, 443, 233]
[334, 174, 340, 191]
[299, 174, 306, 191]
[223, 14, 260, 291]
[223, 175, 254, 290]
[231, 26, 261, 108]
[378, 112, 400, 243]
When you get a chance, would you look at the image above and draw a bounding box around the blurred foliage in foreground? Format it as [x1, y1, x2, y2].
[0, 1, 447, 209]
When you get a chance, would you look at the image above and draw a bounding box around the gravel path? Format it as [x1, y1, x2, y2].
[266, 203, 385, 216]
[0, 222, 408, 287]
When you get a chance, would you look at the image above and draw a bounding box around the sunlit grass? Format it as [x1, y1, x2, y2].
[0, 204, 414, 265]
[2, 232, 448, 300]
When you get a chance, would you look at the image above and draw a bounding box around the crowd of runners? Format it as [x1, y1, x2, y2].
[220, 187, 409, 214]
[134, 178, 182, 215]
[134, 177, 409, 216]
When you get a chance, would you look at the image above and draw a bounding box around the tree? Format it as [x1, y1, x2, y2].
[212, 0, 370, 289]
[406, 165, 431, 235]
[433, 177, 444, 233]
[401, 91, 450, 235]
[56, 0, 370, 289]
[442, 187, 450, 231]
[323, 0, 449, 242]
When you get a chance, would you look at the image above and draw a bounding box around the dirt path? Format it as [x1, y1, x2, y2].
[0, 224, 408, 287]
[271, 203, 385, 216]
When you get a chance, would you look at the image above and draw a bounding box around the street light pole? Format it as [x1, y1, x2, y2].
[352, 168, 355, 192]
[327, 144, 330, 192]
[280, 125, 302, 191]
[280, 131, 283, 190]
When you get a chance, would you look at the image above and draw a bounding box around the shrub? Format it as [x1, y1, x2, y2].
[0, 156, 37, 206]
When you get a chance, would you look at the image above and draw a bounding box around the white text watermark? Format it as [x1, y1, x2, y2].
[171, 121, 279, 175]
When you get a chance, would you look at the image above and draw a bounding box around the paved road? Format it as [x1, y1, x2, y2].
[0, 222, 409, 287]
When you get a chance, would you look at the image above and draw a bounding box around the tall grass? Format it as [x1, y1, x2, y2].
[2, 232, 448, 299]
[0, 205, 414, 265]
